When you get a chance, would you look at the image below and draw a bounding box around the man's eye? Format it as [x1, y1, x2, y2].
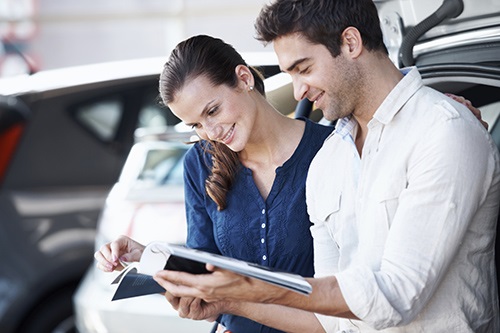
[299, 67, 310, 75]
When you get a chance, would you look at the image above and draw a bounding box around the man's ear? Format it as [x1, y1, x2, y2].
[341, 27, 363, 59]
[235, 64, 255, 90]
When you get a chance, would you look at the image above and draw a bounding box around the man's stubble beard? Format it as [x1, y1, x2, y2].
[323, 62, 363, 122]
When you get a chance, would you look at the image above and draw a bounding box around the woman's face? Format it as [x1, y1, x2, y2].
[168, 74, 256, 152]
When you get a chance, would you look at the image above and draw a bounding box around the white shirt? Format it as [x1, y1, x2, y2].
[306, 67, 500, 332]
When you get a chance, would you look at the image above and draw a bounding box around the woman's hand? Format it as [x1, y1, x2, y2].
[164, 292, 222, 321]
[446, 93, 489, 130]
[94, 235, 145, 272]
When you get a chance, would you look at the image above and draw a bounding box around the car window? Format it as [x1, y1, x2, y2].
[139, 147, 186, 186]
[480, 101, 500, 151]
[165, 152, 185, 185]
[74, 97, 122, 142]
[138, 88, 180, 128]
[481, 102, 500, 130]
[72, 84, 181, 146]
[138, 103, 167, 128]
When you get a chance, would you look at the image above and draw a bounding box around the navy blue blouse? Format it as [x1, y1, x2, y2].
[183, 117, 333, 333]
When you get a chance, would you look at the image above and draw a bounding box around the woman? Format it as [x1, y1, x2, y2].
[95, 34, 334, 333]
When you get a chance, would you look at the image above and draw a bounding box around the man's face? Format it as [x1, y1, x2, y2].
[273, 33, 360, 121]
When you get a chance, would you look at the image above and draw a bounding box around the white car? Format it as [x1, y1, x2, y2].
[74, 130, 218, 333]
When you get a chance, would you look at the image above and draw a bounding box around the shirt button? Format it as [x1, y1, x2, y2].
[261, 238, 265, 243]
[261, 209, 265, 214]
[261, 223, 266, 228]
[262, 255, 267, 260]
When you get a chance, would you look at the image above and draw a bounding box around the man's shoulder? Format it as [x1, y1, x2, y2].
[404, 86, 477, 127]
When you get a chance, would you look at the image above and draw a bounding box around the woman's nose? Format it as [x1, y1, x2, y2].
[204, 124, 221, 141]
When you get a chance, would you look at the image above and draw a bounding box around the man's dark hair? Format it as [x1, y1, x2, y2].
[255, 0, 387, 57]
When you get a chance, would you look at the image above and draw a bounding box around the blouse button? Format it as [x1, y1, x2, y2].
[261, 238, 265, 243]
[261, 223, 266, 229]
[262, 255, 267, 260]
[261, 209, 265, 214]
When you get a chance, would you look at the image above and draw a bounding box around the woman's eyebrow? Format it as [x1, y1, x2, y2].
[184, 98, 217, 127]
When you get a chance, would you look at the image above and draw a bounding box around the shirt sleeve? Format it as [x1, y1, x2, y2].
[183, 143, 220, 254]
[310, 222, 342, 333]
[310, 222, 340, 278]
[314, 313, 340, 333]
[306, 136, 342, 279]
[336, 101, 500, 328]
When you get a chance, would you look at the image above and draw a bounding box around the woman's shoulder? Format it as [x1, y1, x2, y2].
[184, 140, 212, 168]
[302, 117, 335, 139]
[286, 117, 335, 162]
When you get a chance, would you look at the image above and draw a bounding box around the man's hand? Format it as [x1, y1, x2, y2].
[154, 264, 287, 304]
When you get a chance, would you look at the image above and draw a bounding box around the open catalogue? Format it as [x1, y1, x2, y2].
[110, 241, 312, 301]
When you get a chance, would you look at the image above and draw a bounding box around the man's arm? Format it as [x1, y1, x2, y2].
[163, 288, 328, 332]
[154, 266, 357, 319]
[157, 271, 350, 332]
[229, 302, 327, 333]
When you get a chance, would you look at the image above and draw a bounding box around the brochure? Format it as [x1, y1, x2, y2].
[111, 241, 312, 301]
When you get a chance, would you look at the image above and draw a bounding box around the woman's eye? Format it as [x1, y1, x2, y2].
[207, 106, 219, 116]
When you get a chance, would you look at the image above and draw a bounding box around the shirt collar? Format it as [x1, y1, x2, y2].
[334, 67, 422, 139]
[335, 115, 357, 143]
[372, 66, 423, 125]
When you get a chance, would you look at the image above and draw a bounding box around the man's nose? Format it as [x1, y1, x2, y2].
[292, 77, 308, 102]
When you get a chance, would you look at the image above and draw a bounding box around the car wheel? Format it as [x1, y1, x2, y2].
[17, 285, 78, 333]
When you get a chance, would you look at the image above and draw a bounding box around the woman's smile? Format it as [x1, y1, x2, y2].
[220, 124, 235, 144]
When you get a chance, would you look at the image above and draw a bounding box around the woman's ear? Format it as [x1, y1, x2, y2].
[235, 64, 254, 91]
[341, 27, 363, 59]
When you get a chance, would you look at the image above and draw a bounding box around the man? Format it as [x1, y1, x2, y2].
[155, 0, 500, 331]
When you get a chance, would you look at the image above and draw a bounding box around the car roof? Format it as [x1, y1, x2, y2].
[0, 52, 279, 96]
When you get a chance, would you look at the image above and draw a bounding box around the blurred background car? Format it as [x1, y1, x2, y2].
[73, 127, 218, 333]
[74, 0, 500, 332]
[0, 55, 279, 333]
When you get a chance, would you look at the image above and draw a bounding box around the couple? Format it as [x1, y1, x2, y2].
[95, 0, 500, 332]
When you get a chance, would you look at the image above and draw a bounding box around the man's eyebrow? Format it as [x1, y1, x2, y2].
[184, 99, 216, 127]
[285, 57, 309, 72]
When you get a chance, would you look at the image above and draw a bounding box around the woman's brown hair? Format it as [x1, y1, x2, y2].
[159, 35, 265, 210]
